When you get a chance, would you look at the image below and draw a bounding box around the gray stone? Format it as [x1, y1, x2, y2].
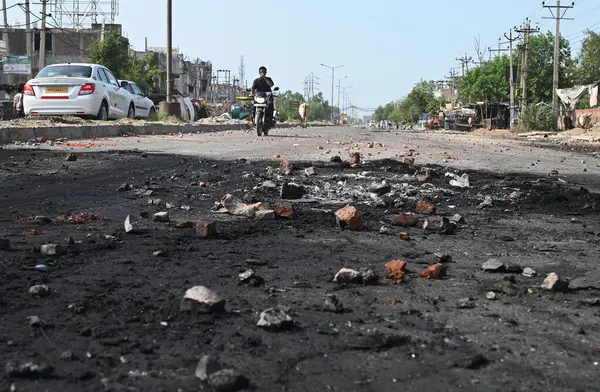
[262, 180, 277, 189]
[486, 291, 498, 300]
[207, 369, 250, 392]
[195, 355, 221, 381]
[541, 272, 570, 292]
[180, 286, 225, 313]
[124, 215, 135, 233]
[280, 183, 305, 200]
[153, 250, 166, 257]
[0, 238, 11, 251]
[5, 362, 54, 379]
[257, 308, 293, 331]
[153, 212, 170, 222]
[34, 216, 53, 225]
[29, 285, 49, 297]
[478, 195, 493, 208]
[27, 315, 43, 327]
[255, 210, 276, 220]
[482, 258, 506, 272]
[522, 267, 537, 278]
[117, 183, 132, 192]
[368, 181, 391, 196]
[333, 268, 362, 284]
[65, 153, 77, 162]
[458, 298, 475, 309]
[40, 244, 66, 256]
[148, 199, 163, 206]
[323, 294, 343, 313]
[304, 167, 316, 176]
[238, 269, 256, 282]
[450, 214, 465, 223]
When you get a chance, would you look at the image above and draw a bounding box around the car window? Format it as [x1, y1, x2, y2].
[96, 68, 108, 83]
[132, 84, 144, 96]
[37, 65, 92, 78]
[103, 68, 120, 87]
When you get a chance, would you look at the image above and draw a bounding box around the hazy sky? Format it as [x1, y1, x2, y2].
[6, 0, 599, 116]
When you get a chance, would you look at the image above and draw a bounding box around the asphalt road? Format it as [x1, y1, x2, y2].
[9, 125, 600, 180]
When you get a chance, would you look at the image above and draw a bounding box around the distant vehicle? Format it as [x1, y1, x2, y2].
[23, 63, 135, 120]
[118, 80, 156, 119]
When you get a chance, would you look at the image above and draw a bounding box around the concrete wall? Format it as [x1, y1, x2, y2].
[574, 108, 600, 127]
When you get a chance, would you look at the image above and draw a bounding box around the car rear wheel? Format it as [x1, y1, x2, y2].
[127, 103, 135, 119]
[96, 101, 108, 121]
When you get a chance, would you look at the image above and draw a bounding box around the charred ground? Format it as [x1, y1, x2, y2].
[1, 147, 600, 392]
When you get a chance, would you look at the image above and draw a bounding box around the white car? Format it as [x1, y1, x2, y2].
[118, 80, 156, 118]
[23, 63, 135, 120]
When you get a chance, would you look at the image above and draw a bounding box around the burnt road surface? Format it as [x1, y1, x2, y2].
[2, 125, 600, 392]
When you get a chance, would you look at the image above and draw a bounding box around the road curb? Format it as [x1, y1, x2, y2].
[0, 122, 306, 143]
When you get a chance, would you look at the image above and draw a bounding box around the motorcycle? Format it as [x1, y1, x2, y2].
[252, 87, 279, 136]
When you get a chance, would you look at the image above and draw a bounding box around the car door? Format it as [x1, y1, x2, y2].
[102, 68, 126, 117]
[131, 83, 149, 117]
[95, 68, 116, 116]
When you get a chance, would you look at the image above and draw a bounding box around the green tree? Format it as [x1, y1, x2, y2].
[457, 56, 510, 102]
[573, 30, 600, 85]
[121, 54, 162, 94]
[516, 31, 573, 104]
[88, 31, 130, 78]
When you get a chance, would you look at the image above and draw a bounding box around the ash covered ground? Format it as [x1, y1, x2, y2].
[1, 146, 600, 392]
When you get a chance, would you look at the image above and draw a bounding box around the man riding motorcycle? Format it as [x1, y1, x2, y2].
[250, 66, 275, 123]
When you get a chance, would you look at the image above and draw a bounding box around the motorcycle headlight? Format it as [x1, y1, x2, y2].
[254, 96, 266, 104]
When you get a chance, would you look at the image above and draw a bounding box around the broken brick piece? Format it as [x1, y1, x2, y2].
[399, 232, 410, 240]
[419, 263, 447, 280]
[415, 201, 436, 215]
[279, 160, 293, 173]
[385, 260, 407, 284]
[391, 214, 419, 227]
[335, 206, 361, 230]
[196, 220, 217, 238]
[176, 221, 195, 229]
[274, 204, 295, 220]
[349, 152, 361, 167]
[541, 272, 570, 292]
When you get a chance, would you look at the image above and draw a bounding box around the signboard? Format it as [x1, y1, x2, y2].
[0, 40, 6, 57]
[289, 100, 300, 110]
[4, 56, 31, 75]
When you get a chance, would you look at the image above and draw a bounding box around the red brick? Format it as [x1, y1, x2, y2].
[415, 201, 436, 215]
[349, 152, 361, 167]
[335, 206, 361, 229]
[419, 263, 447, 280]
[196, 220, 217, 237]
[391, 214, 419, 227]
[274, 204, 295, 220]
[385, 260, 407, 284]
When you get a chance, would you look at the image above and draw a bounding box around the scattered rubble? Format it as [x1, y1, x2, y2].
[349, 152, 361, 167]
[280, 183, 305, 200]
[420, 264, 447, 279]
[196, 220, 218, 238]
[5, 362, 54, 379]
[153, 212, 170, 222]
[385, 260, 407, 284]
[124, 215, 136, 233]
[423, 217, 457, 235]
[482, 259, 507, 273]
[323, 294, 344, 313]
[335, 206, 361, 230]
[216, 194, 262, 218]
[29, 285, 49, 297]
[415, 201, 436, 215]
[391, 214, 419, 227]
[65, 153, 78, 162]
[274, 204, 295, 220]
[541, 273, 570, 292]
[446, 172, 470, 188]
[180, 286, 226, 313]
[40, 244, 66, 256]
[333, 268, 362, 284]
[195, 355, 220, 381]
[522, 267, 537, 278]
[257, 308, 294, 331]
[255, 210, 276, 220]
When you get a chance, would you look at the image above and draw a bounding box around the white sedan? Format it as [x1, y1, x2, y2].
[23, 63, 135, 120]
[118, 80, 156, 119]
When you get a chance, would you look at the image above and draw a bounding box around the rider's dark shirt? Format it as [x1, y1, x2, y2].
[251, 77, 273, 93]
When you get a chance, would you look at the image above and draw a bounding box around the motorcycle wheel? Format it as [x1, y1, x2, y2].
[256, 109, 264, 136]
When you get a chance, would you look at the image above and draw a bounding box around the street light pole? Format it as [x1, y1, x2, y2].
[337, 76, 347, 119]
[321, 63, 343, 123]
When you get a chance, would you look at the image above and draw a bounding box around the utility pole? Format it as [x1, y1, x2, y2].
[446, 69, 459, 106]
[25, 0, 32, 78]
[40, 0, 48, 69]
[516, 19, 540, 108]
[320, 63, 343, 123]
[543, 0, 574, 128]
[337, 75, 347, 117]
[456, 54, 473, 77]
[504, 29, 520, 128]
[488, 38, 509, 57]
[2, 0, 7, 29]
[166, 0, 173, 103]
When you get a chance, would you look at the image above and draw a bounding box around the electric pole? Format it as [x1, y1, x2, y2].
[504, 29, 520, 128]
[25, 0, 32, 78]
[456, 54, 473, 77]
[543, 0, 574, 127]
[337, 75, 347, 118]
[488, 38, 509, 57]
[515, 19, 539, 108]
[2, 0, 7, 28]
[40, 0, 48, 69]
[446, 69, 459, 106]
[320, 63, 343, 122]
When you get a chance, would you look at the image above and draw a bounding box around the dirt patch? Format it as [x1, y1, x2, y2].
[1, 149, 600, 391]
